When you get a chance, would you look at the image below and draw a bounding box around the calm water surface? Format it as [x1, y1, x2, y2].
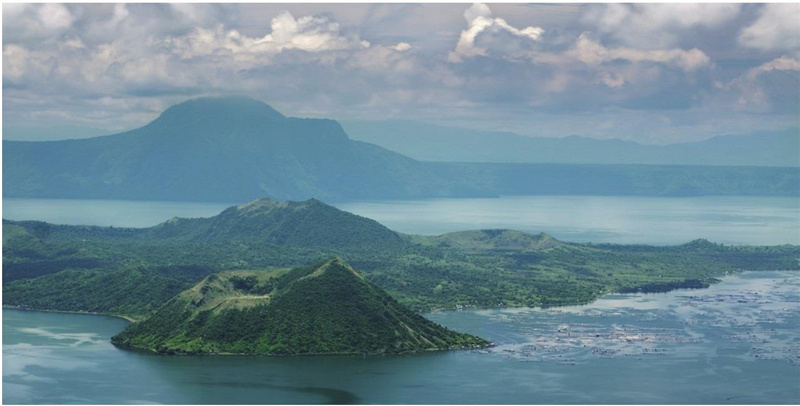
[4, 271, 799, 404]
[3, 196, 799, 245]
[337, 195, 800, 245]
[2, 199, 234, 229]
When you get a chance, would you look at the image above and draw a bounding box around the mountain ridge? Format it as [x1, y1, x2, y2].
[148, 197, 409, 250]
[3, 97, 478, 201]
[4, 96, 797, 202]
[2, 197, 409, 252]
[342, 120, 800, 167]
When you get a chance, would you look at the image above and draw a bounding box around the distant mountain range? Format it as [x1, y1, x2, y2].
[3, 97, 481, 202]
[4, 97, 798, 201]
[343, 120, 800, 167]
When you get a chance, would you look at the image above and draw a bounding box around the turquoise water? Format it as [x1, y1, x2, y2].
[4, 196, 799, 245]
[4, 271, 800, 404]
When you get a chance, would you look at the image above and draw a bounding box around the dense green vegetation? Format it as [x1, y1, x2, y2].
[4, 197, 799, 322]
[4, 97, 797, 202]
[3, 267, 190, 321]
[2, 197, 406, 251]
[111, 259, 488, 355]
[148, 198, 408, 251]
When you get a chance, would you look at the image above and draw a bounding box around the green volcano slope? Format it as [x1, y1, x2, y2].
[111, 258, 489, 355]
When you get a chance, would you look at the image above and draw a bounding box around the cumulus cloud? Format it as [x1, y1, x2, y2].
[727, 55, 800, 111]
[394, 42, 412, 52]
[569, 33, 711, 72]
[448, 4, 711, 80]
[448, 3, 544, 63]
[165, 11, 368, 64]
[599, 72, 625, 89]
[739, 4, 800, 52]
[3, 3, 78, 42]
[2, 3, 798, 143]
[3, 8, 373, 93]
[582, 3, 741, 49]
[746, 55, 800, 80]
[3, 3, 30, 20]
[2, 4, 427, 134]
[37, 3, 75, 30]
[347, 44, 417, 74]
[170, 3, 218, 25]
[2, 45, 32, 81]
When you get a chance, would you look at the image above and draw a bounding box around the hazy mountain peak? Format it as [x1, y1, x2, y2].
[152, 96, 285, 128]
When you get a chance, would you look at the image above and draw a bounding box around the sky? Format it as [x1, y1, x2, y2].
[2, 3, 799, 144]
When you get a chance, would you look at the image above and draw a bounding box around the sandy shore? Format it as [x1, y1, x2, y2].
[3, 305, 138, 323]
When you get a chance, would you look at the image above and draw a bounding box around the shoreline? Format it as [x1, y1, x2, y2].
[113, 340, 492, 357]
[2, 306, 138, 323]
[423, 269, 782, 315]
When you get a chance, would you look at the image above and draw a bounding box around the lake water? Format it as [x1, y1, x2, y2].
[4, 271, 800, 404]
[3, 196, 799, 245]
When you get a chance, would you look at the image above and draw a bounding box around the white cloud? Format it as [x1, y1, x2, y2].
[170, 4, 217, 25]
[570, 33, 711, 72]
[599, 72, 625, 88]
[2, 3, 797, 143]
[2, 45, 31, 81]
[3, 3, 30, 20]
[448, 4, 711, 80]
[37, 3, 75, 30]
[582, 4, 741, 49]
[347, 44, 417, 75]
[727, 55, 800, 111]
[739, 4, 800, 52]
[165, 11, 368, 64]
[394, 42, 412, 52]
[2, 7, 376, 99]
[449, 3, 544, 63]
[268, 11, 361, 52]
[746, 55, 800, 80]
